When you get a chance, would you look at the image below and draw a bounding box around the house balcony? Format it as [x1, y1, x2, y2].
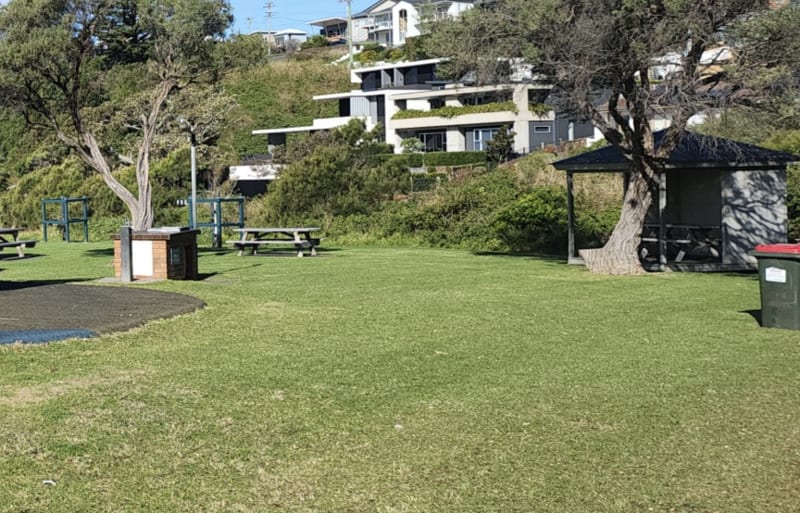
[252, 116, 371, 144]
[391, 109, 518, 130]
[367, 22, 393, 33]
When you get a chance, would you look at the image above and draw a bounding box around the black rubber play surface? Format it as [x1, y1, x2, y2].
[0, 282, 205, 344]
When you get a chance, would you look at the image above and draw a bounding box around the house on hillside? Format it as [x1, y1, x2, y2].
[250, 58, 596, 159]
[248, 29, 308, 51]
[313, 1, 477, 49]
[273, 29, 308, 50]
[309, 17, 348, 45]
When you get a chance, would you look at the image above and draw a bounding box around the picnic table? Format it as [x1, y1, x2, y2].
[227, 227, 321, 257]
[641, 224, 722, 262]
[0, 227, 37, 258]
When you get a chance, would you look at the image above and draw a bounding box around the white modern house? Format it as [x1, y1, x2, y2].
[273, 29, 308, 49]
[311, 1, 476, 49]
[251, 57, 596, 158]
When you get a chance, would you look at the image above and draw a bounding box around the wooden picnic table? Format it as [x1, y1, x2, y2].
[0, 227, 38, 258]
[227, 227, 321, 257]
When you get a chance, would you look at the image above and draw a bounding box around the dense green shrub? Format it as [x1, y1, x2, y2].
[407, 153, 424, 167]
[250, 120, 409, 224]
[423, 151, 486, 167]
[410, 173, 446, 193]
[492, 187, 569, 253]
[300, 35, 329, 50]
[0, 159, 88, 228]
[376, 151, 486, 169]
[486, 125, 515, 164]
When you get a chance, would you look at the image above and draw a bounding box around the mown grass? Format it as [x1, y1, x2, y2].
[1, 241, 799, 512]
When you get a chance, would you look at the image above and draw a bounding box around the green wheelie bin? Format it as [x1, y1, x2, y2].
[751, 243, 800, 330]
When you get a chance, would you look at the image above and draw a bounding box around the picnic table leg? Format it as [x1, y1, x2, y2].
[301, 232, 317, 257]
[236, 232, 248, 256]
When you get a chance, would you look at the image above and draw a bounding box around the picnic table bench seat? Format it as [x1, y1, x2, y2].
[0, 239, 37, 257]
[226, 238, 321, 257]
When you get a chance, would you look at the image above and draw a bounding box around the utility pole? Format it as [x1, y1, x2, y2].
[339, 0, 353, 69]
[265, 2, 274, 56]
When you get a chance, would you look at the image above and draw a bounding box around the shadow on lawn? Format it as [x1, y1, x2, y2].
[82, 247, 115, 258]
[0, 278, 94, 291]
[741, 309, 762, 325]
[474, 251, 567, 264]
[0, 252, 44, 261]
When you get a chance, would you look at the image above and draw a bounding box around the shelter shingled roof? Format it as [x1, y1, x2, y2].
[553, 130, 800, 172]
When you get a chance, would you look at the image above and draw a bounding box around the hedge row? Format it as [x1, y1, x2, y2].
[381, 151, 487, 168]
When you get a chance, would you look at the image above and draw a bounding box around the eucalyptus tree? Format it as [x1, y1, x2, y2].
[0, 0, 233, 230]
[733, 4, 800, 131]
[426, 0, 773, 274]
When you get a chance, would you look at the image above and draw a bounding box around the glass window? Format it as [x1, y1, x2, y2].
[533, 125, 551, 133]
[419, 132, 446, 152]
[473, 128, 499, 151]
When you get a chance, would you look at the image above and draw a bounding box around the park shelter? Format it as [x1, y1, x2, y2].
[553, 131, 800, 271]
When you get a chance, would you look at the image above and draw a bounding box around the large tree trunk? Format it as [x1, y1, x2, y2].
[580, 162, 656, 275]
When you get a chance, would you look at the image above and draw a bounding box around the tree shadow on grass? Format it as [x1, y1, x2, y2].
[83, 248, 115, 258]
[198, 248, 232, 256]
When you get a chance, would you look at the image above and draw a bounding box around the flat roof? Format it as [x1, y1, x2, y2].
[252, 126, 317, 135]
[308, 17, 347, 26]
[313, 86, 435, 101]
[352, 58, 443, 75]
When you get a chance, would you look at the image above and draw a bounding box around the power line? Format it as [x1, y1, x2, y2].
[338, 0, 353, 69]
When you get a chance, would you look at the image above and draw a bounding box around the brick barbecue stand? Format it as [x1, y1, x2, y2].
[112, 228, 199, 280]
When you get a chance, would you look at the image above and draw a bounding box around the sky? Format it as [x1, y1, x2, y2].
[227, 0, 375, 35]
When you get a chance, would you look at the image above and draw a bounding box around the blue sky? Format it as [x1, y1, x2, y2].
[228, 0, 375, 35]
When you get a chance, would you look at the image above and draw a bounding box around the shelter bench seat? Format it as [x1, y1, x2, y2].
[0, 239, 37, 257]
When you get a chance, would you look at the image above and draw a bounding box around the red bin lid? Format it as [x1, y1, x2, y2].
[754, 243, 800, 254]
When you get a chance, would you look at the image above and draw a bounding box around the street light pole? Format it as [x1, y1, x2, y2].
[180, 117, 198, 230]
[339, 0, 353, 69]
[189, 135, 197, 230]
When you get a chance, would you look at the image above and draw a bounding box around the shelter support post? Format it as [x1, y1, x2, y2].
[566, 171, 577, 263]
[658, 172, 667, 270]
[623, 171, 630, 196]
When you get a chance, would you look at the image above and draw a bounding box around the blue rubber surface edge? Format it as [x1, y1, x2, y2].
[0, 329, 97, 345]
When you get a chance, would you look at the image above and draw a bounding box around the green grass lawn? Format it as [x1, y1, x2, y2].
[1, 242, 799, 512]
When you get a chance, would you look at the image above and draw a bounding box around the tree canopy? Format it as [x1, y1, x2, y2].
[0, 0, 233, 230]
[425, 0, 779, 274]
